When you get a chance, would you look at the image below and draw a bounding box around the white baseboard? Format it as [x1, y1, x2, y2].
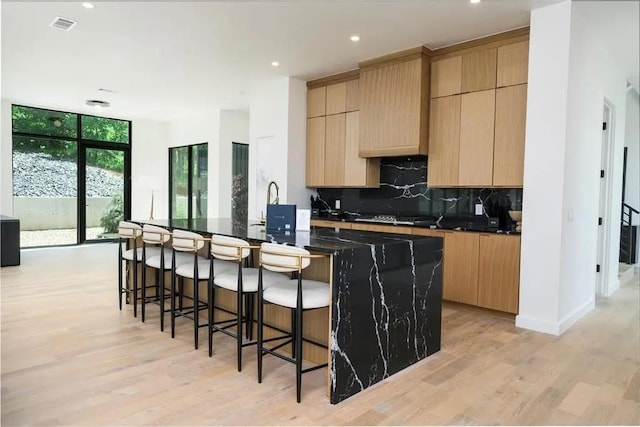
[558, 298, 595, 335]
[515, 315, 561, 336]
[516, 298, 595, 336]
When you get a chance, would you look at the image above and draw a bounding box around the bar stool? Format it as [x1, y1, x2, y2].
[118, 221, 144, 316]
[141, 225, 189, 330]
[257, 242, 330, 402]
[208, 235, 289, 371]
[171, 230, 234, 349]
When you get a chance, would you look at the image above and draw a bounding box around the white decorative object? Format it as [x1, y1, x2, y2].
[296, 209, 311, 231]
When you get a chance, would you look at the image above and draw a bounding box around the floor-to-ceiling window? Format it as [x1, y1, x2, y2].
[169, 143, 208, 223]
[11, 105, 131, 247]
[232, 142, 248, 227]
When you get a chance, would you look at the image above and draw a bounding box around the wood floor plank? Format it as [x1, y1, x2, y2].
[1, 244, 639, 425]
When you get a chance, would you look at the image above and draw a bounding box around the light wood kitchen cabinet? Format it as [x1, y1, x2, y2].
[324, 114, 346, 187]
[461, 49, 497, 93]
[326, 83, 347, 115]
[346, 79, 359, 112]
[442, 232, 480, 305]
[497, 41, 529, 87]
[359, 51, 430, 157]
[458, 89, 496, 187]
[306, 117, 325, 187]
[427, 95, 461, 186]
[493, 84, 527, 187]
[344, 112, 380, 187]
[478, 234, 521, 314]
[350, 222, 413, 235]
[306, 75, 380, 188]
[311, 219, 352, 230]
[430, 56, 462, 98]
[307, 87, 326, 118]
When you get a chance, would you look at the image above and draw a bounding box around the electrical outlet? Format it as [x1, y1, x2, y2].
[335, 200, 341, 209]
[475, 203, 484, 216]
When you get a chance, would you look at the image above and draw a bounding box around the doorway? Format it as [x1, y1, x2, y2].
[231, 142, 249, 228]
[596, 100, 615, 296]
[169, 143, 208, 224]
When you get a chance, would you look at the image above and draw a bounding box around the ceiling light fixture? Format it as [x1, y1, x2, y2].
[271, 61, 279, 67]
[85, 99, 110, 110]
[82, 2, 94, 8]
[470, 0, 481, 3]
[350, 35, 360, 42]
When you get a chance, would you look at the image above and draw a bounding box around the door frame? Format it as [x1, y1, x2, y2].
[596, 99, 616, 296]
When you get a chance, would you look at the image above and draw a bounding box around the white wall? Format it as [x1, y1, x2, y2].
[1, 98, 13, 215]
[131, 119, 170, 220]
[218, 109, 249, 218]
[517, 1, 571, 335]
[559, 1, 628, 320]
[518, 1, 630, 335]
[166, 111, 220, 217]
[248, 77, 311, 221]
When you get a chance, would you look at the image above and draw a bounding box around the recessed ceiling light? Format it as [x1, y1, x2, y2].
[470, 0, 481, 3]
[350, 35, 360, 42]
[271, 61, 279, 67]
[82, 2, 94, 9]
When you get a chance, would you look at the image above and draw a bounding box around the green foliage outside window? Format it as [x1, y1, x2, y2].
[12, 105, 129, 171]
[99, 194, 124, 234]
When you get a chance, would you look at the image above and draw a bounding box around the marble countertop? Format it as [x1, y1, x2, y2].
[135, 218, 438, 254]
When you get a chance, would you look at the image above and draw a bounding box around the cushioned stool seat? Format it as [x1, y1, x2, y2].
[215, 268, 287, 293]
[145, 251, 191, 270]
[175, 258, 235, 280]
[263, 279, 330, 309]
[123, 246, 161, 262]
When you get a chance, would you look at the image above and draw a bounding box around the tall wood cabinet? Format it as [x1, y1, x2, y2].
[306, 74, 379, 188]
[358, 48, 430, 157]
[428, 37, 529, 188]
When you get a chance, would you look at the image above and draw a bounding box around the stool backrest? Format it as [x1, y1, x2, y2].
[210, 235, 251, 261]
[260, 242, 310, 273]
[118, 221, 142, 239]
[172, 229, 205, 252]
[142, 224, 171, 245]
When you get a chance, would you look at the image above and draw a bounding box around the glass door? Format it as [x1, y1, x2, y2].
[83, 147, 126, 241]
[169, 143, 208, 223]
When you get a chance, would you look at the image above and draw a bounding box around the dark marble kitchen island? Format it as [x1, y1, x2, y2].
[138, 219, 443, 404]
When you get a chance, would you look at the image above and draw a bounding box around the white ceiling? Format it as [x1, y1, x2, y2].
[1, 0, 636, 121]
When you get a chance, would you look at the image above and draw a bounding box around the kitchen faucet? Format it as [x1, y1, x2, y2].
[266, 181, 280, 205]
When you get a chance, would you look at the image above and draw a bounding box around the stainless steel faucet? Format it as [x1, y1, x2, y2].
[266, 181, 280, 205]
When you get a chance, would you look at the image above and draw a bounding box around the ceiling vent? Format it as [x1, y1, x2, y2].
[50, 17, 77, 31]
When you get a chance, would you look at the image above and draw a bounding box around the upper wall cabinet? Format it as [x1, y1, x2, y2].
[497, 41, 529, 87]
[461, 48, 497, 93]
[305, 72, 380, 188]
[359, 48, 430, 157]
[307, 87, 326, 118]
[430, 56, 462, 98]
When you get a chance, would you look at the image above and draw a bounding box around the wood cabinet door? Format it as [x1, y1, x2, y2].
[493, 84, 527, 186]
[461, 48, 497, 93]
[346, 79, 360, 112]
[458, 90, 495, 187]
[497, 41, 529, 87]
[306, 117, 325, 187]
[478, 234, 521, 314]
[359, 58, 425, 157]
[344, 111, 380, 188]
[443, 232, 479, 305]
[427, 95, 461, 187]
[307, 87, 326, 118]
[431, 56, 462, 98]
[326, 82, 347, 115]
[324, 114, 346, 187]
[350, 223, 413, 235]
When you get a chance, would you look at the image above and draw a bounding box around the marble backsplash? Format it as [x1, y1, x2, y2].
[316, 156, 523, 223]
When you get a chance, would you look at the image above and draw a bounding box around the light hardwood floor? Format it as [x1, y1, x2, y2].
[1, 244, 638, 425]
